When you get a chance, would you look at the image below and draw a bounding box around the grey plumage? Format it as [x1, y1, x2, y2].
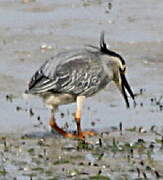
[25, 33, 135, 139]
[26, 33, 135, 110]
[27, 49, 112, 97]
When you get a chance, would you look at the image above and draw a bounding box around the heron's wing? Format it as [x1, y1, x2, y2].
[55, 56, 109, 96]
[27, 50, 108, 95]
[27, 60, 59, 94]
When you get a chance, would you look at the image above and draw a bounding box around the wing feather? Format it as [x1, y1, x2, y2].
[27, 49, 109, 96]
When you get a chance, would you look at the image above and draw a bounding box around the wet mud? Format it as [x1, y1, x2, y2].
[0, 0, 163, 179]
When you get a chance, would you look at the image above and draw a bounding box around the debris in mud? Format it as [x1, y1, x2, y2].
[138, 126, 147, 133]
[1, 126, 163, 179]
[40, 43, 53, 51]
[60, 112, 65, 118]
[67, 169, 79, 177]
[5, 94, 15, 102]
[37, 138, 47, 146]
[140, 102, 143, 107]
[119, 122, 122, 135]
[134, 88, 146, 97]
[108, 2, 112, 10]
[62, 122, 69, 130]
[16, 106, 22, 111]
[34, 116, 44, 128]
[98, 138, 102, 147]
[91, 121, 96, 126]
[105, 2, 112, 14]
[29, 108, 34, 117]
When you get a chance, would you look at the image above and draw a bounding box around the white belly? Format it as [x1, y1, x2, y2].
[42, 93, 76, 109]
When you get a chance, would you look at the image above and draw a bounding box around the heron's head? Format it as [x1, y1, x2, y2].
[100, 32, 135, 108]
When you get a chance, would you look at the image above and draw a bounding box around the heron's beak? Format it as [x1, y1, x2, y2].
[119, 73, 135, 108]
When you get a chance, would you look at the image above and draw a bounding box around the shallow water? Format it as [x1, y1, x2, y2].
[0, 0, 163, 134]
[0, 0, 163, 179]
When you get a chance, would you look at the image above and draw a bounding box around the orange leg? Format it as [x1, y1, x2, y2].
[74, 96, 96, 138]
[49, 114, 95, 139]
[75, 113, 95, 139]
[49, 96, 96, 140]
[49, 113, 78, 139]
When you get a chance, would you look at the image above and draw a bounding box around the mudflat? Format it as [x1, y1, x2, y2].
[0, 0, 163, 179]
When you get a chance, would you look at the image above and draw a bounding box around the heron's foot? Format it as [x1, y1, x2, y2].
[49, 119, 96, 140]
[65, 132, 85, 140]
[49, 119, 84, 140]
[65, 131, 96, 140]
[79, 130, 96, 137]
